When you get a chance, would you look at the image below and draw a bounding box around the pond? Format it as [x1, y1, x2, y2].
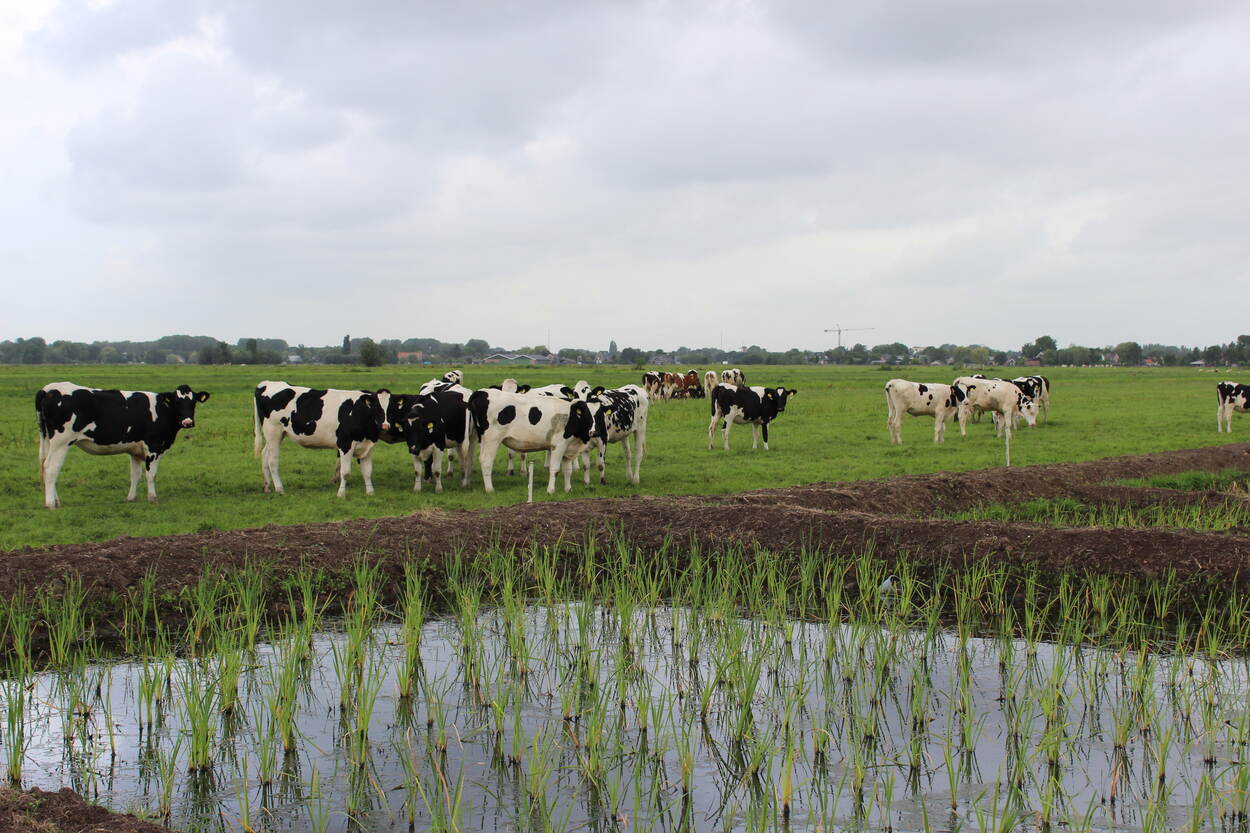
[8, 597, 1248, 832]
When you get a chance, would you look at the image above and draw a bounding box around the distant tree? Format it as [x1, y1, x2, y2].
[1034, 335, 1057, 353]
[618, 347, 645, 366]
[609, 340, 618, 359]
[246, 338, 259, 363]
[1203, 344, 1223, 366]
[447, 343, 463, 358]
[359, 338, 385, 367]
[1115, 341, 1143, 366]
[342, 334, 351, 354]
[19, 337, 47, 364]
[464, 338, 491, 357]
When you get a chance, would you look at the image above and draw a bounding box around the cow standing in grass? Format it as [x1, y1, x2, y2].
[1218, 381, 1250, 432]
[884, 379, 967, 444]
[959, 378, 1037, 466]
[581, 384, 649, 485]
[707, 383, 796, 451]
[253, 381, 389, 497]
[468, 390, 598, 494]
[36, 382, 211, 508]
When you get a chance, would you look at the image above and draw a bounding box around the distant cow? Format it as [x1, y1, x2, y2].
[1218, 381, 1250, 432]
[530, 383, 577, 400]
[884, 379, 967, 444]
[36, 382, 211, 509]
[400, 389, 474, 492]
[253, 381, 389, 497]
[959, 378, 1037, 466]
[642, 371, 664, 399]
[468, 390, 597, 494]
[707, 384, 797, 451]
[721, 368, 746, 386]
[1012, 375, 1051, 420]
[581, 384, 649, 485]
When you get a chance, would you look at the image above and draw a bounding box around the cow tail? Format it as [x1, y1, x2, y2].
[253, 391, 263, 457]
[35, 389, 48, 477]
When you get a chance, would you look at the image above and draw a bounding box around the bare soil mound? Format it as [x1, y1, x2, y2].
[6, 443, 1250, 600]
[0, 786, 168, 833]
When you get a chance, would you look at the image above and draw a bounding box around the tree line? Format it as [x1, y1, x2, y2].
[1, 333, 1248, 368]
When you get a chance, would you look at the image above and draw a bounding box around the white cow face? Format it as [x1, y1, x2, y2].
[1018, 396, 1039, 427]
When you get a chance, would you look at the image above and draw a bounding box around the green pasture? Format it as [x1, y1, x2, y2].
[0, 363, 1240, 550]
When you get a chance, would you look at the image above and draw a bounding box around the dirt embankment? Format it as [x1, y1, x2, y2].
[5, 443, 1250, 600]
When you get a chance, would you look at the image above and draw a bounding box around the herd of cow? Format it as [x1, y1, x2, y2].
[31, 372, 1250, 510]
[33, 367, 799, 509]
[884, 374, 1052, 466]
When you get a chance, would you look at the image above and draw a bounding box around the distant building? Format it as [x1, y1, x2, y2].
[397, 351, 424, 363]
[482, 353, 554, 365]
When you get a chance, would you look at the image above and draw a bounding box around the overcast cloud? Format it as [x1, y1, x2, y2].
[3, 0, 1247, 351]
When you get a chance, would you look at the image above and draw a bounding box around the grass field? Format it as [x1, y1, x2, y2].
[0, 363, 1240, 550]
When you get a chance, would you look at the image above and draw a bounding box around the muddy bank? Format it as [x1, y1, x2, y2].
[4, 443, 1249, 599]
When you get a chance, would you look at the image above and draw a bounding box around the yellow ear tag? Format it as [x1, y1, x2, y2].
[426, 422, 434, 430]
[605, 408, 612, 414]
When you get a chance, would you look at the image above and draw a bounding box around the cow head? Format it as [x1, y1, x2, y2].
[403, 396, 445, 451]
[374, 388, 395, 433]
[770, 387, 797, 413]
[442, 369, 463, 385]
[383, 392, 411, 437]
[565, 401, 597, 443]
[1018, 395, 1039, 427]
[163, 385, 211, 428]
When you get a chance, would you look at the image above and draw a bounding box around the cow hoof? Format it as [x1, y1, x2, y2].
[435, 486, 444, 494]
[148, 496, 158, 504]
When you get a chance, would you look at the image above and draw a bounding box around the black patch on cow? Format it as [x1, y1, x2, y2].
[289, 390, 327, 436]
[498, 405, 516, 425]
[528, 406, 543, 425]
[918, 384, 927, 394]
[255, 386, 296, 424]
[468, 391, 491, 438]
[564, 402, 594, 442]
[333, 394, 382, 453]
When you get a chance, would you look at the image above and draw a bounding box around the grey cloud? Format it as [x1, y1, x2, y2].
[30, 0, 201, 68]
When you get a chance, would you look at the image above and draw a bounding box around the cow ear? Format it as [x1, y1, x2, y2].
[395, 395, 406, 409]
[592, 386, 605, 396]
[196, 391, 211, 403]
[788, 389, 797, 396]
[518, 384, 531, 393]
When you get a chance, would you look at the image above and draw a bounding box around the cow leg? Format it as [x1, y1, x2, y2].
[459, 438, 474, 487]
[562, 455, 575, 492]
[358, 450, 375, 496]
[143, 455, 161, 503]
[581, 446, 592, 486]
[616, 437, 631, 486]
[934, 414, 946, 444]
[546, 447, 561, 495]
[1003, 423, 1013, 467]
[722, 417, 732, 451]
[631, 426, 646, 485]
[1219, 404, 1229, 433]
[126, 455, 143, 502]
[430, 449, 444, 493]
[707, 410, 719, 450]
[762, 423, 770, 450]
[478, 438, 500, 493]
[42, 441, 71, 509]
[336, 451, 352, 498]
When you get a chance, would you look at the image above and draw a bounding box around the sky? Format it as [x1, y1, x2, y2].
[3, 0, 1248, 353]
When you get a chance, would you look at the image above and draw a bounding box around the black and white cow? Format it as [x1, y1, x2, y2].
[1012, 375, 1050, 421]
[580, 384, 649, 485]
[1218, 381, 1250, 432]
[468, 390, 597, 494]
[253, 381, 389, 497]
[721, 368, 746, 386]
[958, 378, 1037, 466]
[884, 379, 967, 444]
[400, 389, 475, 492]
[642, 371, 664, 399]
[707, 384, 797, 451]
[36, 382, 211, 509]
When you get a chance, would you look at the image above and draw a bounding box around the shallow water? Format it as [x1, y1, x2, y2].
[8, 604, 1249, 832]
